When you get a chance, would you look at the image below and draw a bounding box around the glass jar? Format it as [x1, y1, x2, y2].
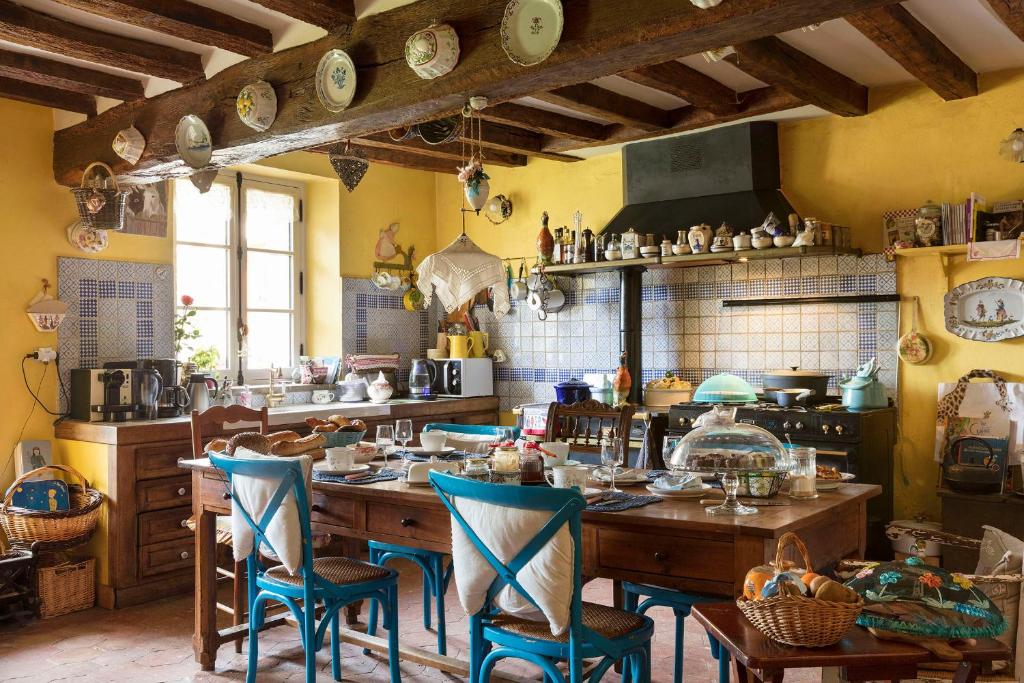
[520, 448, 544, 483]
[490, 446, 521, 485]
[788, 447, 818, 499]
[463, 456, 490, 481]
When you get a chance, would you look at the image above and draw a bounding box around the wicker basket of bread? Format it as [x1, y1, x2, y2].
[737, 531, 863, 647]
[203, 416, 368, 460]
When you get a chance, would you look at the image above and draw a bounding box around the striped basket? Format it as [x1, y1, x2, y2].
[38, 558, 95, 618]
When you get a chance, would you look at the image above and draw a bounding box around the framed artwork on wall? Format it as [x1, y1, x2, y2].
[124, 180, 168, 237]
[15, 440, 53, 478]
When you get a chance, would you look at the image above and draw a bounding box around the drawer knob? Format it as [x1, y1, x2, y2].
[177, 457, 184, 463]
[400, 518, 416, 528]
[653, 551, 667, 562]
[180, 551, 190, 560]
[222, 492, 231, 501]
[311, 504, 323, 513]
[177, 487, 187, 496]
[180, 519, 189, 528]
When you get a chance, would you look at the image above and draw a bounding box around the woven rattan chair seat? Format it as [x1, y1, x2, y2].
[490, 602, 646, 643]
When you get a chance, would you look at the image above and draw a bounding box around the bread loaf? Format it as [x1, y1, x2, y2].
[270, 433, 326, 456]
[327, 414, 351, 427]
[266, 430, 300, 445]
[227, 432, 271, 455]
[312, 423, 339, 433]
[339, 419, 366, 433]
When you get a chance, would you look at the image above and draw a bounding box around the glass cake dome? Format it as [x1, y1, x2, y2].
[668, 405, 789, 516]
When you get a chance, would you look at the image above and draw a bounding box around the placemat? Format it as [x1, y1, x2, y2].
[313, 468, 400, 485]
[646, 470, 670, 480]
[397, 449, 469, 463]
[586, 491, 663, 513]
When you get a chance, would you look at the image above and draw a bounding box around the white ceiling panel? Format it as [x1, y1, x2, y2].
[589, 75, 689, 109]
[904, 0, 1024, 73]
[514, 96, 613, 124]
[777, 19, 912, 87]
[676, 55, 768, 92]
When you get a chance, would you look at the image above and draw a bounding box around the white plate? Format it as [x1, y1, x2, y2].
[816, 472, 856, 491]
[591, 469, 646, 485]
[500, 0, 563, 66]
[403, 446, 457, 456]
[316, 49, 357, 113]
[175, 115, 213, 169]
[544, 459, 582, 469]
[944, 276, 1024, 342]
[646, 483, 712, 498]
[314, 461, 370, 476]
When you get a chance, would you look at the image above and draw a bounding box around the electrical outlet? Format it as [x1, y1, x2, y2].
[33, 347, 57, 363]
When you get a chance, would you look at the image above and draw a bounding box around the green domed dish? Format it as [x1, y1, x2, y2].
[693, 373, 757, 404]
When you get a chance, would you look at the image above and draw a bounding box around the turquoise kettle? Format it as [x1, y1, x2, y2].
[839, 358, 888, 411]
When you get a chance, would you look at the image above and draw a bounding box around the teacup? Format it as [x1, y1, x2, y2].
[326, 447, 355, 471]
[419, 431, 448, 452]
[539, 441, 569, 467]
[510, 280, 529, 301]
[312, 390, 335, 404]
[545, 465, 589, 492]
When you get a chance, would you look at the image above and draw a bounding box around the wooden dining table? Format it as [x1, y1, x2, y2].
[180, 458, 880, 676]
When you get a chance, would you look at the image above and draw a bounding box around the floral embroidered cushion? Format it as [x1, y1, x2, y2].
[845, 556, 1006, 639]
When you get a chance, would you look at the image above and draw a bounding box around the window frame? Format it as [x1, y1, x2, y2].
[172, 171, 306, 382]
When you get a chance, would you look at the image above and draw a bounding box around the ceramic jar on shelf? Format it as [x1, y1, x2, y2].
[687, 224, 712, 254]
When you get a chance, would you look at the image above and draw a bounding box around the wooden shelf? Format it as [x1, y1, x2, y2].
[539, 246, 861, 276]
[891, 244, 968, 258]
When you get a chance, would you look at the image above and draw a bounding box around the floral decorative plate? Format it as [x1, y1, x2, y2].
[500, 0, 564, 66]
[897, 330, 933, 364]
[174, 114, 212, 169]
[315, 49, 357, 113]
[944, 277, 1024, 342]
[67, 220, 108, 253]
[236, 80, 277, 132]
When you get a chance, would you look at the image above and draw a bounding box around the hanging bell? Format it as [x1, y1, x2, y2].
[328, 142, 369, 192]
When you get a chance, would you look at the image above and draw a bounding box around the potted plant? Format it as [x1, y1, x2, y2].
[457, 157, 490, 212]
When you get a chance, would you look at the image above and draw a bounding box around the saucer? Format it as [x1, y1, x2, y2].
[404, 446, 457, 456]
[646, 483, 711, 498]
[314, 461, 370, 476]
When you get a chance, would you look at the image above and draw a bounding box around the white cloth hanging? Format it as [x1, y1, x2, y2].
[416, 234, 510, 316]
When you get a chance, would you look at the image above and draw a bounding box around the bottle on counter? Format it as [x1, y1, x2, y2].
[583, 227, 595, 262]
[566, 229, 577, 264]
[612, 352, 632, 406]
[552, 227, 563, 264]
[536, 211, 554, 264]
[596, 233, 606, 261]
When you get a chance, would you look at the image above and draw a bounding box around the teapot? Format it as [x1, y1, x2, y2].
[839, 358, 888, 411]
[367, 371, 394, 404]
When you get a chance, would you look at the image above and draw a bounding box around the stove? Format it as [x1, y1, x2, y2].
[665, 401, 897, 559]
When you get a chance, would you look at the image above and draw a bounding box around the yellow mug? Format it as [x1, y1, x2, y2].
[468, 331, 489, 358]
[448, 335, 474, 359]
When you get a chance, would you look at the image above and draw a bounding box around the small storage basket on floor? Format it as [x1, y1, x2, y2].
[1, 465, 103, 547]
[70, 161, 129, 231]
[38, 558, 95, 618]
[737, 532, 863, 647]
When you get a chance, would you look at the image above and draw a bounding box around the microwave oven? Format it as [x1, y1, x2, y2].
[427, 358, 493, 397]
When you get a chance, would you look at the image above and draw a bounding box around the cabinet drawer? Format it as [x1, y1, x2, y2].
[311, 494, 355, 530]
[139, 538, 195, 578]
[366, 503, 450, 544]
[136, 443, 193, 480]
[597, 529, 732, 581]
[139, 506, 193, 545]
[137, 475, 192, 513]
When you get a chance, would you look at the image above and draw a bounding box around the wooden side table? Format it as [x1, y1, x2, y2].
[691, 602, 1009, 683]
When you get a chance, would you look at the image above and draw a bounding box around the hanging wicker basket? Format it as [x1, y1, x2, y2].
[737, 532, 863, 647]
[70, 161, 129, 231]
[1, 464, 104, 547]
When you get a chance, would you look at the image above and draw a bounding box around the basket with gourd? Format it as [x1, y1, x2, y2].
[738, 531, 863, 647]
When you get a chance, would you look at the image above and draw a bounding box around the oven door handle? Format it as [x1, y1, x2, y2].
[813, 449, 850, 458]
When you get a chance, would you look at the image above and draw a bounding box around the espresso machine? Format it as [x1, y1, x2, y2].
[69, 368, 135, 422]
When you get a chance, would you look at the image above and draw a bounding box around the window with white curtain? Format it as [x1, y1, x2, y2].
[173, 173, 305, 380]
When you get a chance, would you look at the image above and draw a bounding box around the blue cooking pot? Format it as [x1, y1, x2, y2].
[554, 379, 592, 405]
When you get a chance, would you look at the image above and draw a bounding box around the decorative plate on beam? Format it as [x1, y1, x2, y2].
[175, 115, 213, 169]
[944, 277, 1024, 342]
[500, 0, 563, 67]
[315, 49, 357, 113]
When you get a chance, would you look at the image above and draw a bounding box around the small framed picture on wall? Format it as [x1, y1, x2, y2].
[16, 440, 54, 479]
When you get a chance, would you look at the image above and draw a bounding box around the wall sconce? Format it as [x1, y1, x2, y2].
[484, 194, 513, 225]
[26, 279, 69, 332]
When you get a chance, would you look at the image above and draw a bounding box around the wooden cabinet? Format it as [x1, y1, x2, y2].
[55, 396, 499, 608]
[366, 502, 451, 544]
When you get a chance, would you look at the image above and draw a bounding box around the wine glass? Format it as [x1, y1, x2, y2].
[602, 437, 624, 493]
[395, 419, 413, 452]
[376, 425, 395, 470]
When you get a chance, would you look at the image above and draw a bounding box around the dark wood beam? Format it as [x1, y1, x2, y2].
[49, 0, 273, 58]
[356, 132, 527, 167]
[251, 0, 355, 29]
[476, 121, 579, 162]
[987, 0, 1024, 42]
[315, 144, 456, 174]
[729, 36, 867, 116]
[846, 5, 977, 101]
[478, 102, 609, 142]
[0, 49, 143, 100]
[543, 86, 803, 153]
[619, 61, 739, 115]
[0, 0, 203, 83]
[53, 0, 903, 185]
[0, 75, 95, 115]
[532, 84, 673, 131]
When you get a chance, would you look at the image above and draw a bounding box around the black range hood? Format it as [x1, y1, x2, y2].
[602, 121, 798, 238]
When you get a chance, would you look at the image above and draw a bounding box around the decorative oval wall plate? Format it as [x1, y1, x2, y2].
[944, 277, 1024, 342]
[500, 0, 564, 66]
[112, 126, 145, 165]
[175, 115, 213, 169]
[67, 220, 108, 253]
[315, 49, 357, 113]
[405, 23, 460, 79]
[236, 80, 277, 132]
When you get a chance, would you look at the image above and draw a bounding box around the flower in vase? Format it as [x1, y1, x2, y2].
[457, 158, 489, 191]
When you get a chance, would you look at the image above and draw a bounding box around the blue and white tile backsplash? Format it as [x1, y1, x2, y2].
[473, 253, 898, 411]
[57, 257, 175, 409]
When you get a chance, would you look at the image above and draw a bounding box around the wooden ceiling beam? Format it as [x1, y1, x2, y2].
[478, 102, 610, 142]
[356, 132, 527, 167]
[846, 4, 977, 100]
[619, 61, 739, 115]
[729, 36, 867, 116]
[0, 0, 203, 83]
[476, 121, 579, 162]
[542, 86, 803, 154]
[53, 0, 904, 185]
[532, 84, 673, 131]
[987, 0, 1024, 41]
[0, 48, 143, 100]
[315, 144, 456, 174]
[0, 75, 96, 115]
[48, 0, 273, 58]
[251, 0, 355, 30]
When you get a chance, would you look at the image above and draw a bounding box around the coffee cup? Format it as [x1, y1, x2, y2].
[545, 465, 589, 492]
[326, 447, 355, 471]
[312, 390, 335, 404]
[510, 280, 529, 301]
[419, 431, 447, 452]
[539, 441, 569, 467]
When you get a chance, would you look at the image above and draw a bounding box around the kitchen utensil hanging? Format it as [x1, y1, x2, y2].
[897, 296, 932, 364]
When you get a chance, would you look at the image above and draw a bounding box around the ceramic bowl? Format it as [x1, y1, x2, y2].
[604, 249, 622, 261]
[405, 23, 460, 79]
[671, 244, 691, 255]
[236, 81, 277, 132]
[112, 126, 145, 165]
[639, 246, 660, 257]
[774, 235, 796, 248]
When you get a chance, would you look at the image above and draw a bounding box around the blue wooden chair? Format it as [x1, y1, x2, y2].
[429, 471, 655, 683]
[364, 423, 520, 656]
[620, 582, 731, 683]
[209, 453, 402, 683]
